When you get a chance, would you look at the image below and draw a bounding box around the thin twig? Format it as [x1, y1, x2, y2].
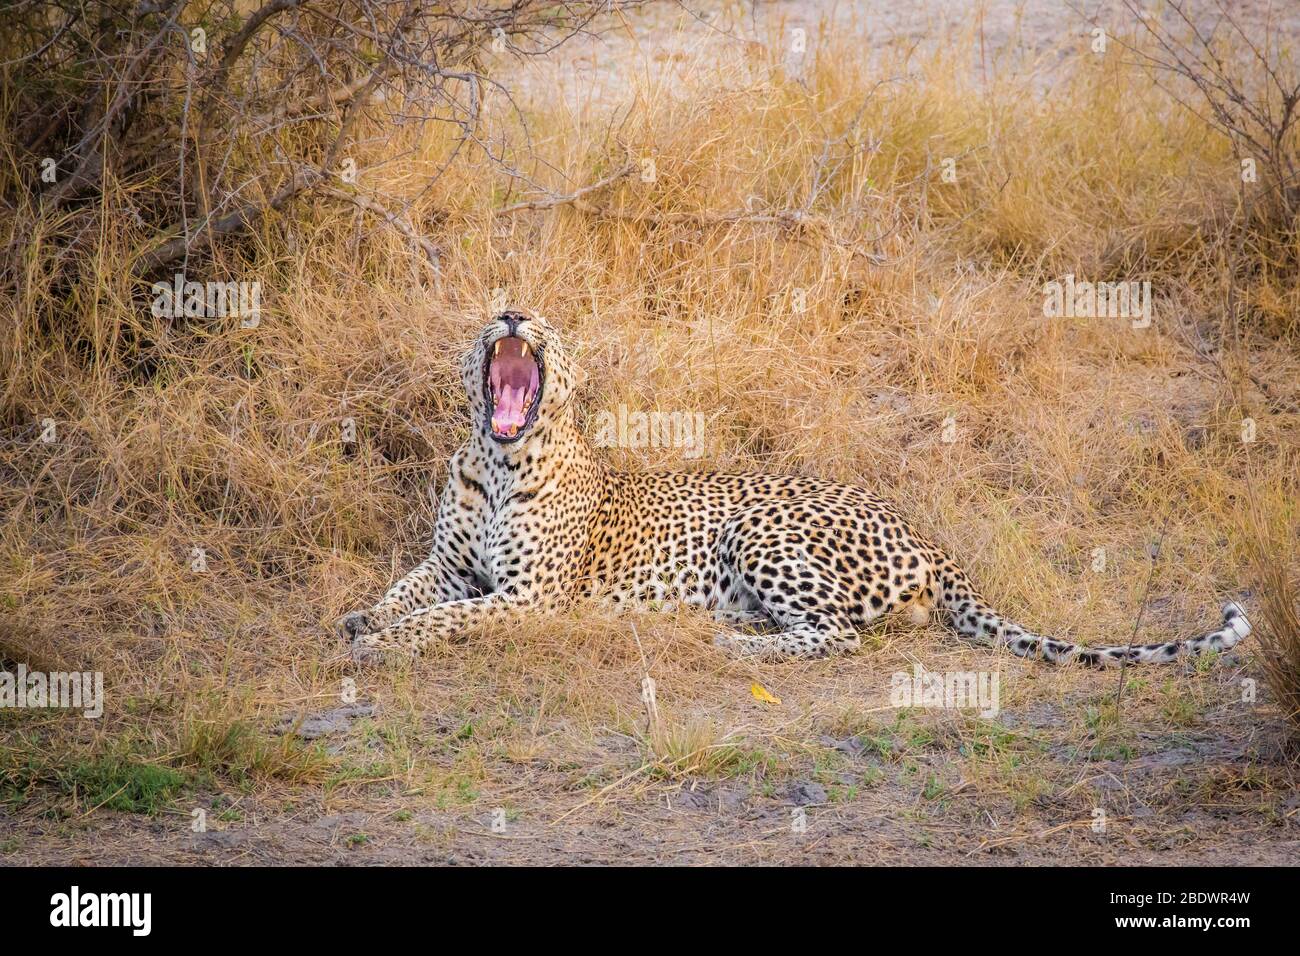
[323, 184, 441, 271]
[493, 162, 637, 216]
[1113, 510, 1173, 719]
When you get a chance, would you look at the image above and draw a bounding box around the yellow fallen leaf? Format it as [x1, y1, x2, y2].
[750, 682, 781, 705]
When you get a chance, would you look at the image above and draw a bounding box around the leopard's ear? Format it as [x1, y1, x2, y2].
[569, 349, 588, 391]
[458, 338, 483, 402]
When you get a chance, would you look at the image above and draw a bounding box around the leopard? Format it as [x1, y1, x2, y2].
[336, 309, 1252, 667]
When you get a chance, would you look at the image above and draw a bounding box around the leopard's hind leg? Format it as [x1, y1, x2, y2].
[712, 609, 772, 627]
[711, 514, 875, 659]
[713, 618, 862, 660]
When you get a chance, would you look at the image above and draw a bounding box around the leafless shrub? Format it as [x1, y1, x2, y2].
[1115, 0, 1300, 234]
[0, 0, 648, 283]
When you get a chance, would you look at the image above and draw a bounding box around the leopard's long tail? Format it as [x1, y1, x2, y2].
[933, 560, 1251, 666]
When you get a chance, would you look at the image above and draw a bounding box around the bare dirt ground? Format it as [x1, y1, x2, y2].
[5, 0, 1300, 866]
[9, 610, 1300, 865]
[9, 683, 1300, 865]
[509, 0, 1300, 102]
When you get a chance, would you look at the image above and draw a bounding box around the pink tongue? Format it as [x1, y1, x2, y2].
[492, 385, 527, 433]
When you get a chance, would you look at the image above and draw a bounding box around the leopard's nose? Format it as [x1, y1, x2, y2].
[496, 310, 529, 336]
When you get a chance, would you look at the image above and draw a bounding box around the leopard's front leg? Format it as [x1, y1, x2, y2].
[334, 452, 483, 642]
[335, 549, 476, 642]
[348, 503, 593, 665]
[343, 429, 601, 664]
[349, 592, 539, 663]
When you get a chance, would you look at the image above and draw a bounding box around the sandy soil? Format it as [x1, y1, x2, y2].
[10, 727, 1299, 865]
[508, 0, 1300, 104]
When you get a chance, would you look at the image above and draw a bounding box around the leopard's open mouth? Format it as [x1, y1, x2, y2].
[484, 335, 543, 442]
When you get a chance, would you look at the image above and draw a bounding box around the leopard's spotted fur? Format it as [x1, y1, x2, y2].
[337, 311, 1251, 665]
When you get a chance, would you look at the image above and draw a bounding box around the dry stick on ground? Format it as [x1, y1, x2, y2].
[495, 156, 899, 261]
[496, 173, 825, 227]
[135, 165, 326, 271]
[1112, 510, 1172, 722]
[491, 79, 895, 226]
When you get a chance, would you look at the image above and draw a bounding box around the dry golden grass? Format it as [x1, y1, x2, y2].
[1, 16, 1298, 860]
[1242, 476, 1300, 733]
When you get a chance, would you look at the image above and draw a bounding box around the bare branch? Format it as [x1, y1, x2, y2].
[493, 162, 638, 215]
[323, 184, 441, 271]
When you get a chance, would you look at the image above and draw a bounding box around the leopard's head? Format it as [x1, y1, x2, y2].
[461, 309, 579, 446]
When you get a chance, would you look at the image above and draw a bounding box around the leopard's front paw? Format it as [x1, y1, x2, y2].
[713, 631, 780, 661]
[349, 634, 388, 666]
[334, 611, 375, 643]
[713, 631, 751, 657]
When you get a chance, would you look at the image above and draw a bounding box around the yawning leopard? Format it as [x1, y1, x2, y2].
[336, 310, 1251, 665]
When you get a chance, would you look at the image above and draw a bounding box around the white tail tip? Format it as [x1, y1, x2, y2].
[1222, 600, 1252, 639]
